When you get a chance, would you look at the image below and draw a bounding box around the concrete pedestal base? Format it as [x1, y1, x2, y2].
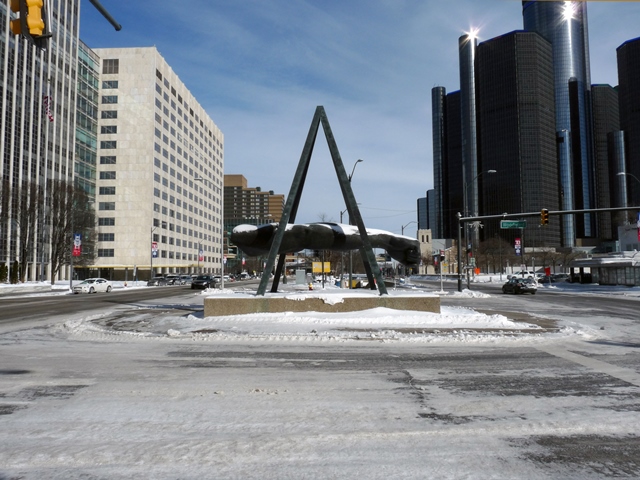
[203, 294, 440, 317]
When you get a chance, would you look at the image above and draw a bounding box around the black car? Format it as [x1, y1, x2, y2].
[147, 276, 168, 286]
[191, 274, 217, 289]
[502, 276, 538, 295]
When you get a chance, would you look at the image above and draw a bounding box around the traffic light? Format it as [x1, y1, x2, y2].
[10, 0, 23, 36]
[10, 0, 50, 48]
[540, 208, 549, 225]
[25, 0, 46, 37]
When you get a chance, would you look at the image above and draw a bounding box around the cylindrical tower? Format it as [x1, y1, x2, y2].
[523, 1, 595, 244]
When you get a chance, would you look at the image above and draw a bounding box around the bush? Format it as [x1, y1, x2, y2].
[10, 261, 19, 284]
[0, 263, 7, 283]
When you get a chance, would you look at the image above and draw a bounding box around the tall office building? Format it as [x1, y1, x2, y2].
[223, 174, 284, 271]
[417, 196, 428, 231]
[591, 85, 620, 241]
[426, 190, 436, 234]
[223, 174, 284, 230]
[90, 47, 224, 279]
[432, 89, 464, 240]
[617, 37, 640, 207]
[431, 86, 446, 240]
[1, 0, 81, 281]
[475, 30, 561, 247]
[75, 41, 100, 197]
[523, 1, 595, 245]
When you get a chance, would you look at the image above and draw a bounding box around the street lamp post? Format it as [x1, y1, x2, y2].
[347, 159, 363, 290]
[617, 171, 640, 186]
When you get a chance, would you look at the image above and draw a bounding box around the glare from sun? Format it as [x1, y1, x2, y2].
[562, 2, 577, 21]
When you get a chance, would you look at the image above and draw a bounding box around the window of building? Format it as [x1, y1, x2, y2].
[100, 156, 116, 164]
[100, 171, 116, 180]
[101, 125, 117, 134]
[100, 140, 117, 149]
[101, 110, 117, 119]
[102, 59, 119, 75]
[99, 202, 116, 211]
[102, 80, 118, 89]
[101, 95, 118, 104]
[98, 217, 115, 226]
[98, 233, 115, 242]
[98, 249, 115, 257]
[99, 186, 116, 195]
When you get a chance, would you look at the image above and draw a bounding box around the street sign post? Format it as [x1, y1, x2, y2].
[500, 220, 527, 229]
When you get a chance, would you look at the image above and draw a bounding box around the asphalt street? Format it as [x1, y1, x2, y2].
[1, 282, 640, 478]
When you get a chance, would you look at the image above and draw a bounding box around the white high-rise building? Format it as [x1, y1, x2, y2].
[90, 47, 224, 280]
[1, 0, 81, 282]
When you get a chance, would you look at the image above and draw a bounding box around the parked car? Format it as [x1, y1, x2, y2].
[147, 276, 168, 286]
[538, 273, 569, 284]
[73, 278, 112, 294]
[179, 275, 193, 285]
[502, 276, 538, 295]
[164, 274, 180, 285]
[191, 274, 217, 290]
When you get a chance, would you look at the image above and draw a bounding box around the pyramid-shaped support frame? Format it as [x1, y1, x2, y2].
[256, 106, 388, 296]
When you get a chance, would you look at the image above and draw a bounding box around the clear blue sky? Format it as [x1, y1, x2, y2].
[79, 1, 640, 237]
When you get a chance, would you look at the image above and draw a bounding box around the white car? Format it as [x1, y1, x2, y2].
[73, 278, 112, 294]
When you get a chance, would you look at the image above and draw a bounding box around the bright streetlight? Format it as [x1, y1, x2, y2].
[401, 221, 417, 236]
[617, 171, 640, 186]
[349, 159, 363, 181]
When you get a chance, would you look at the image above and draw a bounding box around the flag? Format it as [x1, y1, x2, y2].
[72, 233, 82, 257]
[43, 95, 54, 122]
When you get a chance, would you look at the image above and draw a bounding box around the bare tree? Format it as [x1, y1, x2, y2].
[0, 179, 10, 271]
[15, 180, 42, 281]
[48, 180, 96, 284]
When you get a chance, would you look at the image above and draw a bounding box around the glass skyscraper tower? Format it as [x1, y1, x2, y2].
[523, 1, 594, 247]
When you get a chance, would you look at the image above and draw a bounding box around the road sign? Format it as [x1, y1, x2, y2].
[501, 220, 527, 229]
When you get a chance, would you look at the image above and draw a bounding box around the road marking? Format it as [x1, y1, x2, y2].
[536, 345, 640, 387]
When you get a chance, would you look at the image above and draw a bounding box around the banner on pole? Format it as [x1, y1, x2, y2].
[72, 233, 82, 257]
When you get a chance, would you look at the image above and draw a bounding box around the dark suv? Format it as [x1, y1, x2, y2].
[502, 276, 538, 295]
[191, 274, 217, 290]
